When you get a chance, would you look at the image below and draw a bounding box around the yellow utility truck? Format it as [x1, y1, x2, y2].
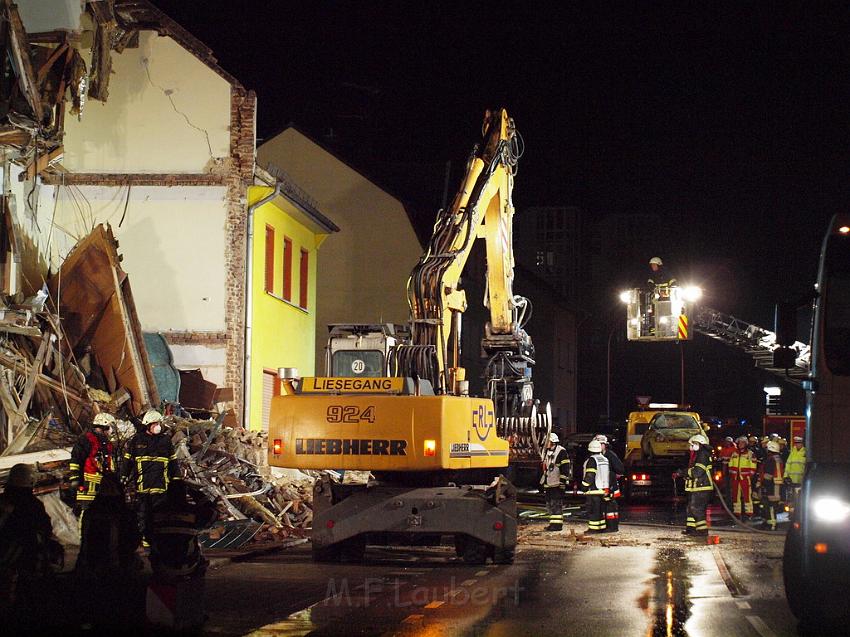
[268, 110, 550, 563]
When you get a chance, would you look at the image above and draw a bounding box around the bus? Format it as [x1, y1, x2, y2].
[783, 214, 850, 627]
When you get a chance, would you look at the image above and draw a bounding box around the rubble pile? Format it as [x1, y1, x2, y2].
[171, 417, 314, 539]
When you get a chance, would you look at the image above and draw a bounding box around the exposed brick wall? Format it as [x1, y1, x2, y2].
[224, 87, 257, 426]
[162, 331, 229, 346]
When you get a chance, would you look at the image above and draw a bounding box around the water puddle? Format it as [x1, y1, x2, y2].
[638, 547, 692, 637]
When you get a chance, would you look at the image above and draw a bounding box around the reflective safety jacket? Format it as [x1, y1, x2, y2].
[684, 446, 713, 492]
[541, 445, 571, 487]
[728, 448, 757, 480]
[784, 446, 806, 484]
[70, 431, 114, 502]
[581, 453, 610, 494]
[123, 432, 180, 494]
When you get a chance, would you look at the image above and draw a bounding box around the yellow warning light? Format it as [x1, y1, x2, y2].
[839, 226, 850, 234]
[814, 542, 829, 554]
[424, 439, 437, 457]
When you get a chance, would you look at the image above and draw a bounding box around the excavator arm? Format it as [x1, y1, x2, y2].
[398, 109, 547, 455]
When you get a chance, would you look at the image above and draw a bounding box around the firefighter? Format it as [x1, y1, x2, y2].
[123, 409, 181, 543]
[647, 256, 677, 286]
[761, 440, 785, 530]
[594, 434, 624, 532]
[69, 413, 116, 517]
[676, 434, 713, 536]
[540, 432, 571, 531]
[149, 481, 217, 582]
[76, 471, 142, 577]
[581, 440, 609, 534]
[729, 436, 757, 520]
[0, 464, 62, 624]
[784, 435, 806, 494]
[718, 436, 736, 500]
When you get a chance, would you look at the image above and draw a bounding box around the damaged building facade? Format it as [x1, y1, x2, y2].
[0, 0, 337, 431]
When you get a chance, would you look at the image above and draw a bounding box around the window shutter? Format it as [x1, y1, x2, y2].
[261, 371, 275, 432]
[299, 249, 309, 308]
[283, 237, 293, 301]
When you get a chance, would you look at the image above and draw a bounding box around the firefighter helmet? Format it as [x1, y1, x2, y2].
[766, 440, 781, 453]
[548, 432, 560, 444]
[793, 436, 803, 443]
[142, 409, 163, 425]
[7, 463, 35, 488]
[689, 434, 709, 446]
[736, 436, 749, 445]
[588, 439, 603, 453]
[92, 412, 116, 428]
[649, 257, 663, 266]
[593, 434, 608, 444]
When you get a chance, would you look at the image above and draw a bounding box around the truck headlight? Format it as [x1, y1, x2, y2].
[812, 497, 850, 523]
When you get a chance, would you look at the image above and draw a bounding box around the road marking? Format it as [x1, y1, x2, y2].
[425, 600, 445, 609]
[475, 570, 488, 577]
[460, 579, 477, 586]
[746, 615, 777, 637]
[736, 601, 751, 609]
[402, 614, 424, 624]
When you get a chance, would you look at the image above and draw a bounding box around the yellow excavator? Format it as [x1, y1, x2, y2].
[268, 109, 550, 564]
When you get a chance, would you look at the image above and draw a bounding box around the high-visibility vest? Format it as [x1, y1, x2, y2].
[685, 446, 714, 492]
[728, 449, 756, 478]
[784, 446, 806, 483]
[582, 454, 610, 494]
[541, 445, 571, 487]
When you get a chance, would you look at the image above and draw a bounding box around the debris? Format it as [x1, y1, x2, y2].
[170, 416, 315, 543]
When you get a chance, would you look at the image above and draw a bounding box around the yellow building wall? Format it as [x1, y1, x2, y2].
[247, 187, 320, 431]
[257, 130, 423, 370]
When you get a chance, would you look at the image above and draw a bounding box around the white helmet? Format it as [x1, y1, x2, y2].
[588, 439, 603, 453]
[766, 440, 781, 453]
[142, 409, 163, 425]
[688, 434, 709, 446]
[548, 432, 560, 444]
[93, 413, 116, 428]
[593, 434, 608, 444]
[649, 257, 663, 266]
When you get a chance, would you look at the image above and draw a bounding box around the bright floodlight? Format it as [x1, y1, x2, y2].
[683, 286, 702, 302]
[813, 497, 850, 523]
[619, 291, 631, 304]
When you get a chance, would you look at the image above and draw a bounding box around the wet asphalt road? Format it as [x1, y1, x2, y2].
[201, 504, 804, 637]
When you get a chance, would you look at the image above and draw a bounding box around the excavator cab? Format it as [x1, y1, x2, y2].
[620, 283, 701, 342]
[325, 324, 406, 377]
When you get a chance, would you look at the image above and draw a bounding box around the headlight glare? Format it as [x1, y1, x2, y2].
[813, 497, 850, 523]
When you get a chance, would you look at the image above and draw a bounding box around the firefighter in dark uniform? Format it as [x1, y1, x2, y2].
[581, 439, 610, 533]
[122, 409, 181, 544]
[540, 432, 571, 531]
[676, 433, 713, 536]
[150, 481, 217, 581]
[594, 434, 624, 532]
[760, 439, 785, 530]
[69, 413, 116, 520]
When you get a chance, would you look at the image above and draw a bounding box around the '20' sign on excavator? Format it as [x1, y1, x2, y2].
[472, 404, 495, 441]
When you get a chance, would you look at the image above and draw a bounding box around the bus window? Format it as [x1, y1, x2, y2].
[824, 235, 850, 375]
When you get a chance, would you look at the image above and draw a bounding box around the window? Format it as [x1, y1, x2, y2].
[299, 248, 309, 308]
[332, 350, 385, 377]
[282, 237, 293, 301]
[264, 226, 275, 294]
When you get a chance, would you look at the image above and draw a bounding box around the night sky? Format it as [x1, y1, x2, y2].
[154, 2, 848, 422]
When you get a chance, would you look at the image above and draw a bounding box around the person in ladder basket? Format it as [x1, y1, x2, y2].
[593, 434, 624, 532]
[581, 439, 609, 534]
[69, 413, 116, 520]
[675, 433, 713, 536]
[122, 409, 181, 545]
[540, 432, 571, 531]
